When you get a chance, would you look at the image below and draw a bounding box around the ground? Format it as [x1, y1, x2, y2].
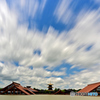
[0, 95, 100, 100]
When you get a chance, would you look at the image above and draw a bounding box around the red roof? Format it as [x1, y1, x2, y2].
[26, 88, 38, 92]
[0, 82, 36, 95]
[78, 82, 100, 93]
[17, 86, 30, 95]
[24, 87, 35, 94]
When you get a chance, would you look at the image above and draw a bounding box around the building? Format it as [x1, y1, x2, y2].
[0, 82, 38, 95]
[24, 86, 38, 93]
[55, 90, 65, 95]
[78, 82, 100, 96]
[47, 82, 53, 91]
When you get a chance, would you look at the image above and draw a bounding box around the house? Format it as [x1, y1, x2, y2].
[78, 82, 100, 96]
[0, 82, 37, 95]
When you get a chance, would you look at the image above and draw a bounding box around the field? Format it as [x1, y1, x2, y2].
[0, 95, 100, 100]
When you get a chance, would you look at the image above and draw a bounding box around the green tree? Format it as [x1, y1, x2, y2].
[61, 90, 65, 93]
[54, 88, 60, 92]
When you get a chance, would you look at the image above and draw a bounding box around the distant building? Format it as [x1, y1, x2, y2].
[0, 82, 38, 95]
[55, 90, 65, 95]
[47, 82, 53, 91]
[78, 82, 100, 96]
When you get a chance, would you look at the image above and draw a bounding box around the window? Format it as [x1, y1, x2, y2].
[97, 86, 100, 92]
[7, 84, 14, 89]
[92, 89, 96, 92]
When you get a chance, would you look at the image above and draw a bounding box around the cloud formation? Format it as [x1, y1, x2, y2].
[0, 0, 100, 89]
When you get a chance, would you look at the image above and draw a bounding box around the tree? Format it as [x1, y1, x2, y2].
[54, 88, 60, 92]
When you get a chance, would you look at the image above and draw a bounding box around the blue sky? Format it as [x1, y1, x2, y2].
[0, 0, 100, 89]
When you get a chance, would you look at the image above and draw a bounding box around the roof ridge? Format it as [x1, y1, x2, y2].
[13, 81, 20, 85]
[88, 82, 100, 86]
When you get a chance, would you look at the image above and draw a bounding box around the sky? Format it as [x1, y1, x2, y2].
[0, 0, 100, 89]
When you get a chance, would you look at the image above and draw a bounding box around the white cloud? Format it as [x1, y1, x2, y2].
[39, 0, 47, 13]
[93, 0, 100, 4]
[0, 0, 100, 89]
[0, 62, 66, 88]
[66, 66, 100, 89]
[52, 71, 66, 76]
[54, 0, 73, 24]
[65, 9, 100, 68]
[70, 65, 76, 69]
[7, 0, 47, 22]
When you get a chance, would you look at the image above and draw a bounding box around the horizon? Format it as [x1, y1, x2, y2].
[0, 0, 100, 89]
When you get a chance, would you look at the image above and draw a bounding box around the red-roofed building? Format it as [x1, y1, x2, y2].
[55, 90, 65, 95]
[0, 82, 37, 95]
[78, 82, 100, 96]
